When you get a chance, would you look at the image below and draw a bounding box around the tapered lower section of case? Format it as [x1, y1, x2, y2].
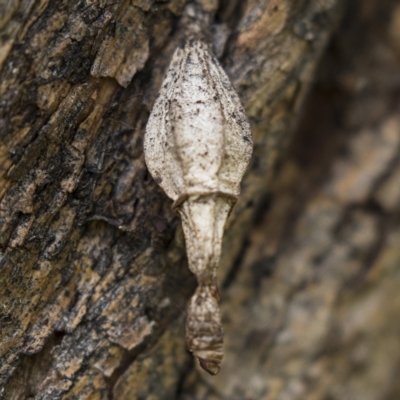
[177, 194, 235, 374]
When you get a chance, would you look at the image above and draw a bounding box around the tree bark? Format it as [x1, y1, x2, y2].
[2, 0, 399, 399]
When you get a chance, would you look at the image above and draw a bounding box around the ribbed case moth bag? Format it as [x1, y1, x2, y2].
[144, 40, 253, 375]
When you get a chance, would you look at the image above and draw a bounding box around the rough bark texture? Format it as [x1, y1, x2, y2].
[1, 0, 399, 399]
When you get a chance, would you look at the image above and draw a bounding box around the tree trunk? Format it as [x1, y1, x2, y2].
[1, 0, 399, 399]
